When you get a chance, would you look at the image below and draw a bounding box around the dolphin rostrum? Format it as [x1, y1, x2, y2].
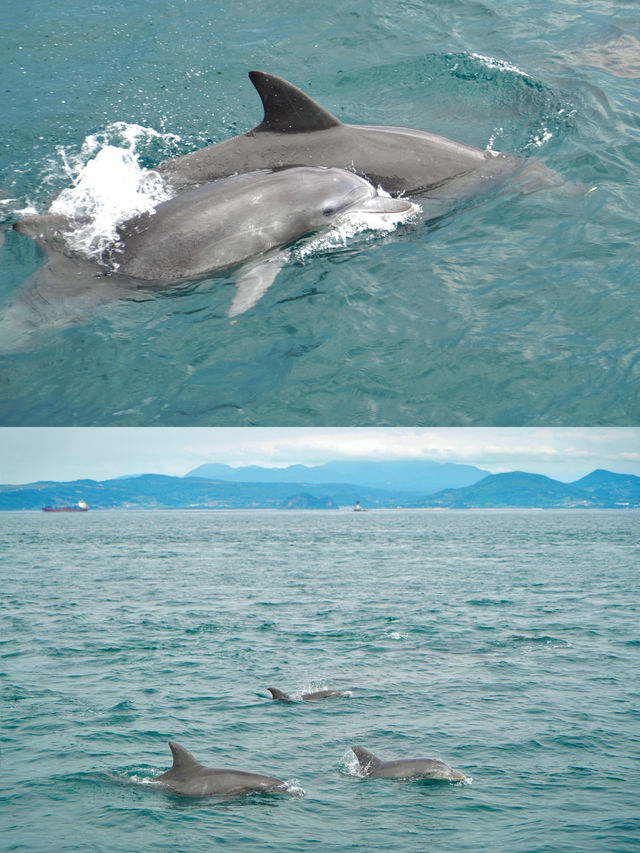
[268, 687, 344, 702]
[152, 741, 293, 797]
[352, 746, 466, 782]
[158, 70, 529, 198]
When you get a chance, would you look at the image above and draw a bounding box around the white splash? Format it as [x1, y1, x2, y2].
[293, 199, 421, 262]
[283, 779, 306, 797]
[486, 127, 503, 153]
[472, 53, 531, 78]
[341, 749, 363, 777]
[385, 630, 405, 640]
[48, 122, 177, 259]
[527, 128, 553, 148]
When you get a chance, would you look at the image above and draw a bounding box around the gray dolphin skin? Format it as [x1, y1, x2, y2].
[9, 166, 414, 324]
[352, 746, 466, 782]
[268, 687, 343, 702]
[106, 167, 413, 284]
[152, 741, 291, 797]
[158, 70, 524, 198]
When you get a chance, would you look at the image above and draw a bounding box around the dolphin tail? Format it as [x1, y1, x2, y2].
[267, 687, 293, 701]
[352, 746, 384, 775]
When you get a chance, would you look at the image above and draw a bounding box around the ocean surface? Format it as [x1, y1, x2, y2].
[1, 508, 639, 852]
[1, 0, 639, 425]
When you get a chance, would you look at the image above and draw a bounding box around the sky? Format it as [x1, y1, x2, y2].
[1, 427, 639, 484]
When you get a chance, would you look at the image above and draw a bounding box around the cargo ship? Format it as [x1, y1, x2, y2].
[42, 500, 89, 512]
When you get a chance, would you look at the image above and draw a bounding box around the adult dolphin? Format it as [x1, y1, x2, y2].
[268, 687, 344, 702]
[152, 741, 294, 797]
[4, 165, 416, 341]
[158, 70, 532, 198]
[352, 746, 467, 782]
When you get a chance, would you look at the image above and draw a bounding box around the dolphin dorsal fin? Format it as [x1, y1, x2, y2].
[249, 71, 342, 134]
[267, 687, 292, 701]
[352, 746, 383, 773]
[168, 741, 202, 770]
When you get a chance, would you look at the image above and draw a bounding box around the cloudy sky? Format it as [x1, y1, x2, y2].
[1, 427, 639, 484]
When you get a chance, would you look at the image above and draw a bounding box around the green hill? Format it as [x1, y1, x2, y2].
[409, 470, 640, 508]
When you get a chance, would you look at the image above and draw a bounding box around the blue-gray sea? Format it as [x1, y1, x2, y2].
[1, 508, 639, 852]
[1, 0, 639, 426]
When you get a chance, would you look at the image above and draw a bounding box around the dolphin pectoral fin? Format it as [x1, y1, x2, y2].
[228, 250, 288, 319]
[248, 71, 342, 134]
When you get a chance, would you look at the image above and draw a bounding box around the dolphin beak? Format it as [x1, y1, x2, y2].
[359, 196, 415, 215]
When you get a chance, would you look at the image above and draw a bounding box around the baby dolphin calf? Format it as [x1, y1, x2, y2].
[352, 746, 466, 782]
[10, 166, 417, 327]
[268, 686, 344, 702]
[152, 741, 292, 797]
[107, 165, 417, 316]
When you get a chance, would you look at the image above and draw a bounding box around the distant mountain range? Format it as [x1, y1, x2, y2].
[0, 466, 638, 511]
[0, 473, 411, 511]
[185, 460, 489, 493]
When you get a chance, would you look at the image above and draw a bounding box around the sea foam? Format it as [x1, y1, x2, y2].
[48, 123, 177, 259]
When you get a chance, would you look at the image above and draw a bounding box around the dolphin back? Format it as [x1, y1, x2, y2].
[352, 746, 466, 781]
[269, 686, 343, 701]
[376, 757, 465, 780]
[301, 689, 342, 701]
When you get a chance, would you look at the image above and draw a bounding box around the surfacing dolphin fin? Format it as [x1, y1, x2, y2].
[248, 71, 343, 133]
[352, 746, 384, 774]
[267, 687, 294, 701]
[166, 741, 201, 771]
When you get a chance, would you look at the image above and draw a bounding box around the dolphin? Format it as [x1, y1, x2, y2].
[158, 70, 533, 198]
[352, 746, 466, 782]
[3, 165, 416, 342]
[152, 741, 292, 797]
[267, 687, 344, 702]
[104, 166, 415, 316]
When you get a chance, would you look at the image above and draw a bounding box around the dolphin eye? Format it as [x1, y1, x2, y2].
[322, 206, 336, 217]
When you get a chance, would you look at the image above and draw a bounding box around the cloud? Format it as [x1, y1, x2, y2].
[1, 427, 639, 484]
[181, 427, 640, 479]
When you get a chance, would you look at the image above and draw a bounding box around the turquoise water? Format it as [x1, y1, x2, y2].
[1, 0, 639, 425]
[2, 509, 639, 851]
